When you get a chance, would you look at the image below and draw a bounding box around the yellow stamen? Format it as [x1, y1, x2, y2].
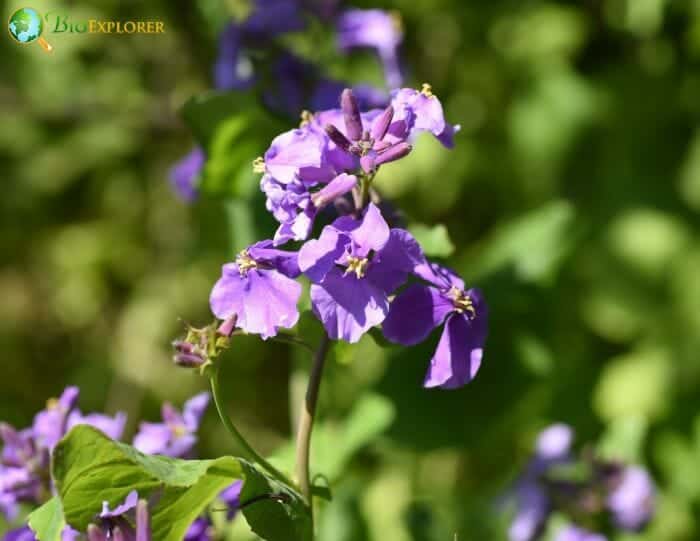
[390, 11, 403, 34]
[235, 250, 258, 276]
[300, 110, 314, 127]
[421, 83, 435, 98]
[46, 398, 59, 410]
[171, 424, 187, 438]
[448, 286, 476, 319]
[345, 256, 369, 279]
[252, 156, 265, 173]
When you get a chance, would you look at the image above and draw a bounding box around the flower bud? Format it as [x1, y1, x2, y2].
[341, 88, 363, 141]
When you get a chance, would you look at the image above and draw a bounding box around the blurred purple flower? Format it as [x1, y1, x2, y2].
[1, 388, 126, 521]
[299, 203, 422, 342]
[209, 240, 302, 338]
[337, 9, 403, 88]
[2, 526, 36, 541]
[607, 466, 655, 531]
[383, 262, 488, 389]
[554, 525, 607, 541]
[311, 81, 389, 111]
[184, 518, 212, 541]
[213, 25, 254, 91]
[390, 85, 460, 148]
[169, 147, 204, 202]
[133, 392, 209, 458]
[88, 491, 151, 541]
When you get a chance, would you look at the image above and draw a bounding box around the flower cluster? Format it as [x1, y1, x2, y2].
[507, 424, 656, 541]
[1, 389, 240, 541]
[206, 85, 483, 389]
[170, 0, 406, 201]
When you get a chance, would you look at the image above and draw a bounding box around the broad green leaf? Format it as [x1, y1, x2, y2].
[52, 425, 242, 540]
[180, 91, 260, 149]
[408, 223, 455, 257]
[28, 497, 65, 541]
[239, 461, 313, 541]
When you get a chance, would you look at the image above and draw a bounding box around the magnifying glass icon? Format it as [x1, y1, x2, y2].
[8, 7, 53, 53]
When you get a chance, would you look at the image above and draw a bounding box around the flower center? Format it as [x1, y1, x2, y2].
[345, 256, 369, 279]
[447, 286, 476, 319]
[171, 424, 187, 438]
[252, 156, 265, 173]
[299, 110, 314, 127]
[421, 83, 435, 98]
[235, 250, 258, 276]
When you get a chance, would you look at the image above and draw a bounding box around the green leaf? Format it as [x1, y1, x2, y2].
[52, 425, 241, 540]
[408, 223, 455, 257]
[28, 497, 65, 541]
[239, 461, 313, 541]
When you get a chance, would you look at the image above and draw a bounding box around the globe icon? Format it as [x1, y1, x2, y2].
[8, 7, 43, 43]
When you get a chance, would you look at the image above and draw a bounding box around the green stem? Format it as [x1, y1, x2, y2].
[359, 173, 372, 210]
[209, 368, 294, 487]
[294, 333, 331, 505]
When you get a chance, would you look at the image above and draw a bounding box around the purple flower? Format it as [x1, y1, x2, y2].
[170, 147, 205, 202]
[323, 89, 412, 174]
[241, 0, 306, 42]
[133, 392, 209, 458]
[262, 127, 336, 185]
[88, 491, 151, 541]
[383, 262, 488, 389]
[32, 386, 79, 451]
[220, 479, 243, 520]
[508, 482, 549, 541]
[184, 518, 212, 541]
[67, 411, 127, 441]
[299, 203, 422, 342]
[213, 25, 254, 91]
[607, 466, 655, 531]
[262, 173, 357, 244]
[2, 526, 36, 541]
[390, 85, 460, 148]
[554, 525, 607, 541]
[209, 240, 302, 338]
[337, 9, 404, 88]
[536, 424, 574, 463]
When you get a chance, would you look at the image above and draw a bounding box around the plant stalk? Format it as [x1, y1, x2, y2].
[209, 368, 294, 487]
[294, 333, 331, 503]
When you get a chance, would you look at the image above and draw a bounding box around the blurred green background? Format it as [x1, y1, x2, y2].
[2, 0, 700, 539]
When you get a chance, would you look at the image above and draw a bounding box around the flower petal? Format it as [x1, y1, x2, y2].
[368, 228, 425, 293]
[423, 311, 487, 389]
[238, 269, 302, 339]
[298, 226, 347, 283]
[182, 392, 210, 433]
[382, 284, 453, 345]
[310, 268, 389, 343]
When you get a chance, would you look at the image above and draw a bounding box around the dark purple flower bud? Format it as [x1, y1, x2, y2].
[324, 124, 352, 151]
[371, 106, 394, 141]
[374, 142, 412, 166]
[172, 340, 207, 368]
[341, 89, 363, 142]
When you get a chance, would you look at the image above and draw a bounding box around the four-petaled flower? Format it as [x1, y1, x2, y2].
[87, 490, 151, 541]
[209, 240, 303, 338]
[299, 203, 422, 342]
[383, 262, 488, 389]
[133, 392, 209, 458]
